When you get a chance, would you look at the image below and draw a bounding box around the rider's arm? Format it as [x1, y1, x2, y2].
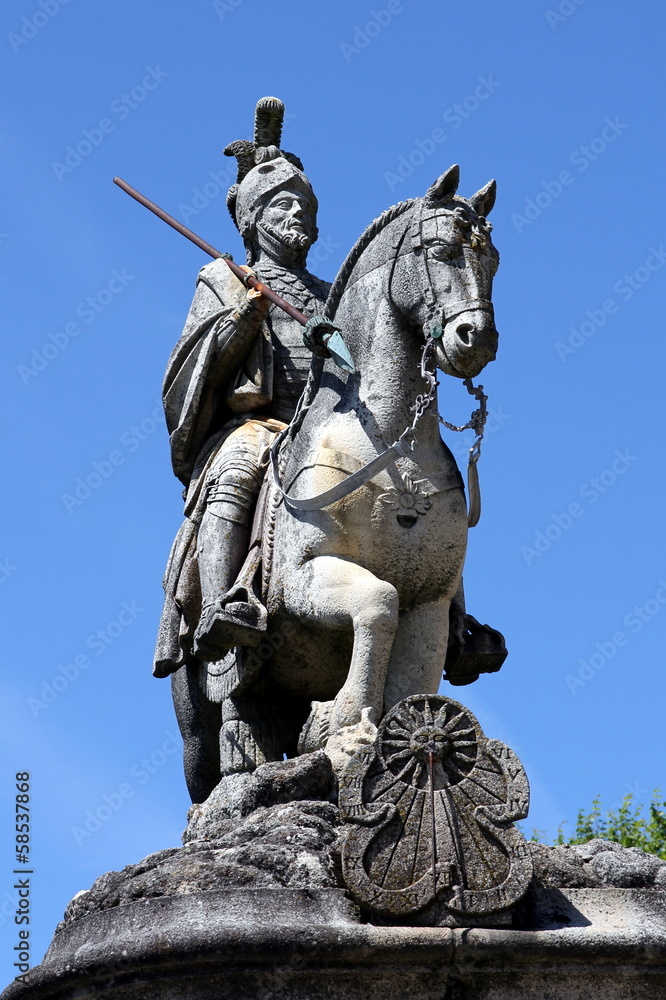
[202, 266, 270, 374]
[215, 281, 270, 361]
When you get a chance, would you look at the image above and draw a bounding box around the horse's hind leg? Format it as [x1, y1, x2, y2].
[283, 555, 399, 739]
[219, 692, 283, 776]
[171, 663, 221, 804]
[383, 597, 451, 712]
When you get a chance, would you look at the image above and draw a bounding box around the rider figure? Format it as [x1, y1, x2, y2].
[153, 97, 330, 687]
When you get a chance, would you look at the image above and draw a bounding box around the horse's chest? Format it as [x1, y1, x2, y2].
[280, 451, 468, 605]
[365, 483, 468, 601]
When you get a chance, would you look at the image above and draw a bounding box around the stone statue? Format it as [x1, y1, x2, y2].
[7, 99, 665, 1000]
[153, 97, 506, 805]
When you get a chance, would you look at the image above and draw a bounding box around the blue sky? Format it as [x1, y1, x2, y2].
[2, 0, 665, 980]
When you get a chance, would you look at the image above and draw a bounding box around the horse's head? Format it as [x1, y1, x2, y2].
[390, 164, 499, 378]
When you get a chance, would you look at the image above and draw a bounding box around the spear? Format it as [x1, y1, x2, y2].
[112, 176, 354, 373]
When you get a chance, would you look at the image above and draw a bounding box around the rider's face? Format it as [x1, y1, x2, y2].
[261, 188, 317, 249]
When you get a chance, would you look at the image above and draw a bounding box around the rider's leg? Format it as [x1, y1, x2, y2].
[193, 421, 273, 659]
[282, 555, 399, 744]
[383, 597, 451, 712]
[444, 579, 508, 685]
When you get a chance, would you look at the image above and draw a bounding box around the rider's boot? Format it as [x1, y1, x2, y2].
[444, 582, 508, 685]
[192, 504, 266, 661]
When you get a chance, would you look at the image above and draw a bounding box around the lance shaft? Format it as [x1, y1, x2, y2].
[113, 176, 309, 326]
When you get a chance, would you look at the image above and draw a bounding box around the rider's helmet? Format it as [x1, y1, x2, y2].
[224, 97, 318, 264]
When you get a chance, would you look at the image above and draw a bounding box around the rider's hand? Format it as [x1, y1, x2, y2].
[239, 266, 271, 316]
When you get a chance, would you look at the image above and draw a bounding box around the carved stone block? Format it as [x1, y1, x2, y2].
[339, 694, 533, 923]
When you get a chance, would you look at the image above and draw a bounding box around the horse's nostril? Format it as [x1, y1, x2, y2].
[456, 322, 474, 345]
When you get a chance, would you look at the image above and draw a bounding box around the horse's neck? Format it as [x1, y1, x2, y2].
[337, 272, 436, 447]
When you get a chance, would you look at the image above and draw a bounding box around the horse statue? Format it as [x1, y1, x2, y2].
[174, 163, 501, 785]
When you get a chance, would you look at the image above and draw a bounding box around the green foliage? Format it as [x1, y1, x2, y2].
[531, 789, 666, 859]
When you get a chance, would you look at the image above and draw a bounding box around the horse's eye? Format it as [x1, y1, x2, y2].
[430, 244, 461, 262]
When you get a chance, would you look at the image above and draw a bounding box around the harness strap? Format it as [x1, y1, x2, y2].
[269, 430, 414, 512]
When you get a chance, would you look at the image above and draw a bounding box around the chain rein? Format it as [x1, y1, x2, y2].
[408, 200, 488, 469]
[406, 337, 488, 473]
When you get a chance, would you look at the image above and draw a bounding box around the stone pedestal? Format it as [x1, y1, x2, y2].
[4, 750, 666, 999]
[4, 885, 665, 1000]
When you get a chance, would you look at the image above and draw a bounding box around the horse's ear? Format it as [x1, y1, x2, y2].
[424, 164, 460, 205]
[470, 179, 497, 217]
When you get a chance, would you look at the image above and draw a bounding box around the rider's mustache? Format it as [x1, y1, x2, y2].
[261, 219, 311, 249]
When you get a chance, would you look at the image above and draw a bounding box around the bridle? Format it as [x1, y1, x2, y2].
[409, 200, 495, 341]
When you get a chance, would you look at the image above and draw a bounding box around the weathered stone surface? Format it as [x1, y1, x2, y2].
[58, 828, 666, 938]
[60, 799, 340, 931]
[7, 808, 666, 999]
[183, 750, 335, 842]
[5, 886, 666, 1000]
[530, 838, 666, 889]
[52, 747, 666, 940]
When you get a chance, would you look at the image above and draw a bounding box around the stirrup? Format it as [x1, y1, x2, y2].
[193, 587, 267, 660]
[444, 614, 507, 686]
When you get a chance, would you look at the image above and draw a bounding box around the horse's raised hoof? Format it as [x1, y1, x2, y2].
[193, 600, 266, 660]
[324, 708, 378, 783]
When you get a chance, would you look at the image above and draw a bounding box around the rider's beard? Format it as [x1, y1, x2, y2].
[260, 219, 312, 251]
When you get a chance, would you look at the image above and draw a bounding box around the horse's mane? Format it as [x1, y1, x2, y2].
[325, 197, 417, 319]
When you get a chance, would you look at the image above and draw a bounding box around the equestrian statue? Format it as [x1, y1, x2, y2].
[139, 97, 506, 804]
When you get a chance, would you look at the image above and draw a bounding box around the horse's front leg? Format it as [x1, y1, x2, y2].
[383, 597, 451, 712]
[282, 555, 399, 742]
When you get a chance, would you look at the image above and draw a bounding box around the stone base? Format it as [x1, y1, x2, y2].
[4, 885, 666, 1000]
